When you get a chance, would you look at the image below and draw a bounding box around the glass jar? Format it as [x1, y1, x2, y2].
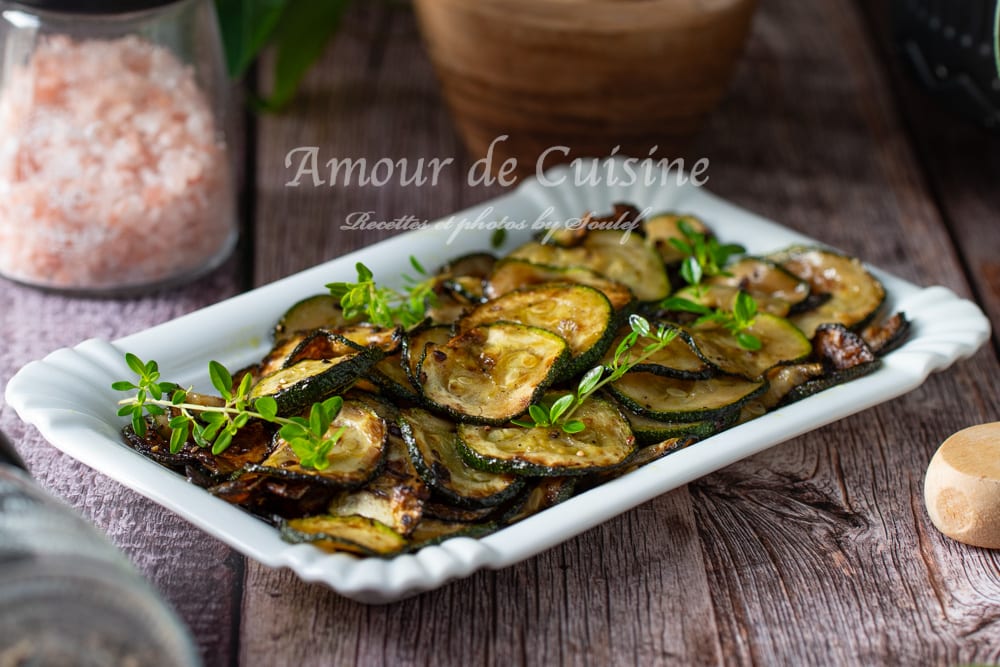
[0, 0, 236, 294]
[0, 430, 201, 666]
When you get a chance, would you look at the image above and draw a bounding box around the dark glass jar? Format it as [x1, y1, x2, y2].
[892, 0, 1000, 129]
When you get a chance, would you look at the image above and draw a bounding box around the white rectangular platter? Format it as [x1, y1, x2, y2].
[6, 160, 991, 603]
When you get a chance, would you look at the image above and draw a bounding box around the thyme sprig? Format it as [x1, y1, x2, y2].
[671, 219, 746, 291]
[326, 256, 438, 329]
[661, 291, 762, 351]
[113, 354, 345, 470]
[512, 315, 679, 433]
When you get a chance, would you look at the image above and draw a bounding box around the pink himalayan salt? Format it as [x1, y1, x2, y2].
[0, 35, 234, 290]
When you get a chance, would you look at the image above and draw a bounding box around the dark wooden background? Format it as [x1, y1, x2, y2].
[2, 1, 999, 665]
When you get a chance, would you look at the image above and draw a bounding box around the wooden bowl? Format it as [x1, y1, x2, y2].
[413, 0, 758, 175]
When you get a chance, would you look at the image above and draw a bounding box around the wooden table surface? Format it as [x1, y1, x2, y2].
[2, 1, 999, 665]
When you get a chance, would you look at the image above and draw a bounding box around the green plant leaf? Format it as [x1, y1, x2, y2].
[111, 380, 137, 391]
[561, 420, 586, 434]
[214, 0, 289, 78]
[208, 361, 233, 398]
[528, 404, 549, 426]
[212, 430, 234, 455]
[661, 296, 712, 315]
[258, 0, 351, 110]
[255, 396, 279, 421]
[125, 353, 146, 377]
[736, 332, 762, 351]
[548, 394, 575, 423]
[491, 228, 507, 249]
[578, 366, 604, 396]
[169, 424, 189, 454]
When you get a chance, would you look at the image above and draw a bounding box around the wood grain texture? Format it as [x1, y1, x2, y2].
[245, 0, 1000, 665]
[1, 0, 998, 664]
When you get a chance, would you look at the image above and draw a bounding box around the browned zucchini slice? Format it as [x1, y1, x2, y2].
[602, 324, 712, 380]
[707, 258, 810, 307]
[509, 231, 669, 301]
[620, 407, 736, 446]
[249, 350, 381, 415]
[245, 399, 387, 488]
[812, 323, 876, 371]
[689, 313, 812, 380]
[457, 284, 615, 376]
[674, 284, 794, 318]
[642, 213, 711, 264]
[407, 518, 497, 550]
[456, 396, 635, 475]
[485, 258, 636, 311]
[417, 322, 569, 425]
[400, 407, 524, 507]
[500, 477, 577, 524]
[367, 351, 420, 402]
[737, 362, 826, 422]
[273, 294, 350, 342]
[609, 372, 766, 421]
[860, 312, 910, 356]
[770, 246, 886, 338]
[402, 324, 453, 386]
[279, 515, 407, 556]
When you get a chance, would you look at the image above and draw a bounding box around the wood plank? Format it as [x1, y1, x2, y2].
[0, 265, 245, 666]
[688, 0, 1000, 663]
[242, 3, 722, 665]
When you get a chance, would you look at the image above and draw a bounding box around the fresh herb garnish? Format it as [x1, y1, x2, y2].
[326, 256, 438, 329]
[113, 354, 345, 470]
[660, 291, 762, 351]
[670, 219, 746, 291]
[512, 315, 679, 433]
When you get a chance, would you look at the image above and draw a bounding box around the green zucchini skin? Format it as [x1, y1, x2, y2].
[602, 324, 712, 380]
[399, 407, 525, 508]
[485, 258, 637, 312]
[781, 361, 881, 405]
[620, 406, 738, 446]
[417, 322, 570, 425]
[249, 349, 383, 416]
[273, 294, 350, 343]
[688, 313, 813, 380]
[769, 246, 886, 338]
[500, 477, 577, 525]
[457, 283, 617, 379]
[707, 257, 811, 307]
[609, 372, 767, 422]
[244, 399, 388, 489]
[401, 324, 453, 388]
[509, 231, 670, 302]
[278, 514, 408, 557]
[366, 351, 421, 403]
[406, 519, 498, 551]
[455, 397, 636, 476]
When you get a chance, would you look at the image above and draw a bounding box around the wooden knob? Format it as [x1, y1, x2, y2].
[924, 423, 1000, 549]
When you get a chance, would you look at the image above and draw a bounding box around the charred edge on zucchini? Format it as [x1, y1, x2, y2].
[771, 246, 886, 338]
[485, 258, 637, 312]
[609, 372, 767, 422]
[780, 361, 881, 405]
[620, 407, 737, 446]
[401, 324, 453, 388]
[860, 312, 910, 356]
[456, 396, 636, 476]
[417, 322, 570, 425]
[400, 407, 524, 508]
[706, 257, 810, 307]
[603, 324, 713, 380]
[500, 478, 577, 525]
[509, 230, 670, 301]
[406, 519, 498, 551]
[273, 294, 350, 342]
[278, 515, 407, 556]
[249, 348, 382, 415]
[689, 313, 812, 380]
[457, 284, 616, 377]
[812, 323, 877, 371]
[245, 399, 388, 488]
